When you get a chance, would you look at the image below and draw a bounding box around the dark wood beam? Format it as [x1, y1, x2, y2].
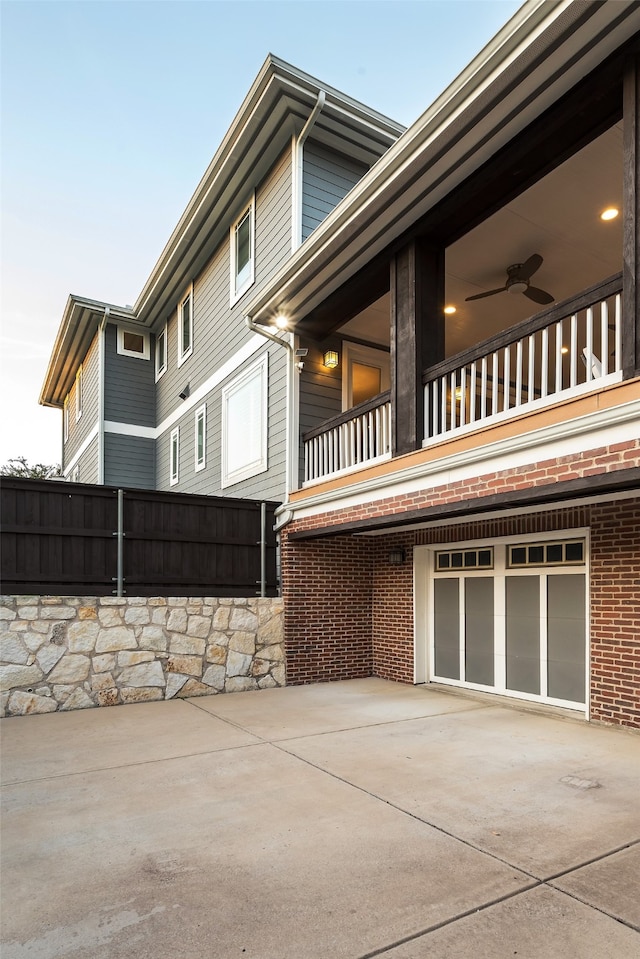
[623, 53, 640, 378]
[287, 468, 640, 540]
[391, 240, 444, 455]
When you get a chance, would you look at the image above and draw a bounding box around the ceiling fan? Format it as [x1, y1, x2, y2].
[465, 254, 554, 305]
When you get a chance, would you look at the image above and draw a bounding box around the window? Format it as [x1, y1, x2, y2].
[155, 325, 167, 380]
[230, 198, 255, 303]
[342, 342, 390, 410]
[75, 366, 83, 422]
[508, 539, 585, 568]
[170, 427, 179, 485]
[63, 396, 69, 442]
[195, 404, 206, 472]
[117, 326, 150, 360]
[221, 355, 267, 487]
[178, 287, 193, 366]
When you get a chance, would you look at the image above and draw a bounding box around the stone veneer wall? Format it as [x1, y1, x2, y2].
[0, 596, 284, 717]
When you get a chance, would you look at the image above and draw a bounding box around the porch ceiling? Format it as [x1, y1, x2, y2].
[342, 122, 624, 356]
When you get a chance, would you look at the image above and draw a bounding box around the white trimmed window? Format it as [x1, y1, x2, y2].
[155, 325, 167, 380]
[117, 326, 150, 360]
[63, 396, 69, 443]
[75, 366, 83, 422]
[195, 404, 206, 472]
[230, 198, 255, 303]
[170, 427, 180, 486]
[221, 354, 268, 488]
[178, 286, 193, 366]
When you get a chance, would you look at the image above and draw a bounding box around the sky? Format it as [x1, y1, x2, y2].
[1, 0, 522, 468]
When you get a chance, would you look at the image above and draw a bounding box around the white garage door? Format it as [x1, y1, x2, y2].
[427, 536, 587, 710]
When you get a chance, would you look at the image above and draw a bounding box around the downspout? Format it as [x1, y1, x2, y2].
[244, 315, 297, 499]
[292, 90, 326, 252]
[98, 306, 110, 484]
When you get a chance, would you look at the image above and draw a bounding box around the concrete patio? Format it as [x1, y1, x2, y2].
[1, 678, 639, 958]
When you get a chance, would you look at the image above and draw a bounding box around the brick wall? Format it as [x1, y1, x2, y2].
[282, 486, 640, 727]
[590, 500, 640, 727]
[281, 534, 373, 684]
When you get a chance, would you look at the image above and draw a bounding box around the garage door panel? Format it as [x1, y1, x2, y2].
[547, 574, 586, 703]
[506, 576, 541, 695]
[465, 577, 494, 686]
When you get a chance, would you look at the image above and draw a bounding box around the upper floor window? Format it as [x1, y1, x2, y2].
[221, 354, 268, 488]
[195, 404, 206, 472]
[63, 396, 69, 443]
[117, 326, 150, 360]
[170, 427, 180, 486]
[178, 286, 193, 366]
[155, 325, 167, 380]
[230, 197, 255, 304]
[75, 366, 83, 422]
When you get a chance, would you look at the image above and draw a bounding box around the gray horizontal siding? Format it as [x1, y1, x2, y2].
[63, 329, 100, 471]
[155, 343, 286, 503]
[302, 140, 367, 241]
[297, 340, 343, 484]
[155, 147, 292, 440]
[104, 324, 155, 427]
[75, 434, 100, 485]
[104, 434, 155, 489]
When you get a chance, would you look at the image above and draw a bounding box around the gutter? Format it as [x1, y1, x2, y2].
[292, 90, 326, 252]
[98, 307, 109, 484]
[244, 316, 298, 498]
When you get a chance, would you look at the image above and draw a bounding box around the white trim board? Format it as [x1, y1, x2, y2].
[63, 423, 99, 476]
[288, 398, 640, 521]
[104, 333, 266, 442]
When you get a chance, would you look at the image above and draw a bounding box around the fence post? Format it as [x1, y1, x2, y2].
[114, 489, 125, 597]
[260, 501, 267, 598]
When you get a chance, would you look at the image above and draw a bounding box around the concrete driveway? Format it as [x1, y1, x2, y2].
[1, 678, 639, 958]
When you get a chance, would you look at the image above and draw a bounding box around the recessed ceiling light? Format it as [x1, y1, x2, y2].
[561, 346, 569, 355]
[600, 207, 619, 221]
[273, 315, 289, 329]
[444, 305, 456, 315]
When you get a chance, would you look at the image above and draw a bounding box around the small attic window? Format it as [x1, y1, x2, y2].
[117, 326, 149, 359]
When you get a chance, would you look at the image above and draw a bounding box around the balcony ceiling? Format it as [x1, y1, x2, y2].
[342, 122, 623, 357]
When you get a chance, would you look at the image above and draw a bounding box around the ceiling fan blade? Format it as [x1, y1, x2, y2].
[514, 253, 543, 281]
[465, 287, 507, 301]
[524, 286, 554, 305]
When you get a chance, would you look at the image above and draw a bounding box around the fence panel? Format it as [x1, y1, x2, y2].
[1, 478, 279, 597]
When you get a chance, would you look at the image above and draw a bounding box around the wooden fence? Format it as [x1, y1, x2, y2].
[1, 478, 279, 597]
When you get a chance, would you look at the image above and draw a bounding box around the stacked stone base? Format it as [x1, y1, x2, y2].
[0, 596, 284, 717]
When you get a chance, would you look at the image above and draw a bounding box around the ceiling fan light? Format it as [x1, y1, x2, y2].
[508, 280, 528, 295]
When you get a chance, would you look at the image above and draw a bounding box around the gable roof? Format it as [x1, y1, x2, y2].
[40, 55, 403, 408]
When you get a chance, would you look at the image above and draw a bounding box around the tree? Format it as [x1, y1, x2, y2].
[0, 457, 62, 479]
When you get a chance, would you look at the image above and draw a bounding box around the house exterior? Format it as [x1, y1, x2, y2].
[39, 56, 404, 497]
[41, 0, 640, 729]
[240, 0, 639, 729]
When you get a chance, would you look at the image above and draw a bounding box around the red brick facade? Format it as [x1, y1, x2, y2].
[281, 445, 640, 728]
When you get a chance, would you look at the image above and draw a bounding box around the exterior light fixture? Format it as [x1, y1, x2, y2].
[388, 548, 406, 566]
[561, 346, 569, 355]
[444, 305, 456, 315]
[600, 207, 619, 221]
[323, 350, 339, 369]
[274, 315, 289, 329]
[178, 383, 190, 400]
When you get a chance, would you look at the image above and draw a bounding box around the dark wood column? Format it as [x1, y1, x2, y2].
[623, 53, 639, 378]
[390, 239, 444, 456]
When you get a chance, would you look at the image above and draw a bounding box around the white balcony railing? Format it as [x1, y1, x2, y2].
[424, 275, 623, 443]
[304, 396, 391, 484]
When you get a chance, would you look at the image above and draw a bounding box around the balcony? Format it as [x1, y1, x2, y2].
[303, 274, 623, 485]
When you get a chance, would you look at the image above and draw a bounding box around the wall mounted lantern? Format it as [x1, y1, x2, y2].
[388, 549, 406, 566]
[323, 350, 339, 369]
